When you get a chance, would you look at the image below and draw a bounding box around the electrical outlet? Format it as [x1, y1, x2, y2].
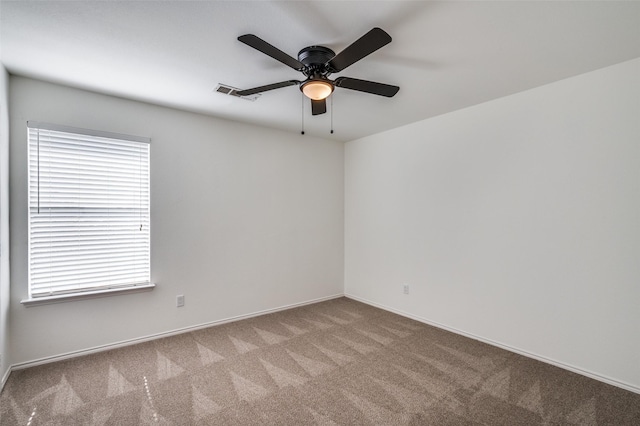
[403, 284, 410, 295]
[176, 295, 185, 307]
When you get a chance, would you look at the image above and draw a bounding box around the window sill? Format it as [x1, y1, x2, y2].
[21, 283, 156, 307]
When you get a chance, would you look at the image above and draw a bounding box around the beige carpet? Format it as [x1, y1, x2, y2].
[1, 297, 639, 425]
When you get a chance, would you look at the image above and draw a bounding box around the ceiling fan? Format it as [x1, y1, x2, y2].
[236, 28, 400, 116]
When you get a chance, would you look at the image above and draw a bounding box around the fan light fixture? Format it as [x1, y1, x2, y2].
[236, 28, 399, 117]
[301, 80, 334, 100]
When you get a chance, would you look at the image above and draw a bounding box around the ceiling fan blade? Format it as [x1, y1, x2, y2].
[238, 34, 304, 71]
[327, 28, 392, 73]
[334, 77, 399, 97]
[236, 80, 300, 96]
[311, 99, 327, 115]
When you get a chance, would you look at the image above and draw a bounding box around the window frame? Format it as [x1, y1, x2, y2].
[22, 122, 153, 306]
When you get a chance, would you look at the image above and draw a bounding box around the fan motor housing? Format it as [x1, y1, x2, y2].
[298, 46, 335, 76]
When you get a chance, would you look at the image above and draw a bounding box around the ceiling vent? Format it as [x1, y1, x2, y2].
[214, 84, 261, 101]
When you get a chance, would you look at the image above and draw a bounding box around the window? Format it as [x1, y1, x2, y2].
[24, 122, 151, 304]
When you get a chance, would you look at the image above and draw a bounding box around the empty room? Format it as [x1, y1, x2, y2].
[0, 1, 639, 424]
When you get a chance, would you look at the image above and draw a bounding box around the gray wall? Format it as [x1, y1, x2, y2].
[345, 58, 640, 391]
[9, 77, 344, 365]
[0, 65, 10, 385]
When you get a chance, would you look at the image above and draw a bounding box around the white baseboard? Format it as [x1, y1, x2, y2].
[344, 293, 640, 395]
[9, 293, 344, 372]
[1, 365, 10, 391]
[8, 292, 638, 396]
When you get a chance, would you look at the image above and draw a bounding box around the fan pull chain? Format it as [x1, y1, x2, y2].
[301, 93, 305, 135]
[330, 94, 334, 134]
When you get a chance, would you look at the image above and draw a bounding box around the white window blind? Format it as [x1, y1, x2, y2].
[27, 122, 150, 299]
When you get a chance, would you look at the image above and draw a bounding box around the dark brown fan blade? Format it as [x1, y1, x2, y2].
[334, 77, 399, 97]
[236, 80, 300, 96]
[238, 34, 304, 71]
[311, 99, 327, 115]
[327, 28, 392, 73]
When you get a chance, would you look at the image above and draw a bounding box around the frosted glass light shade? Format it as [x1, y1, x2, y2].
[301, 80, 334, 100]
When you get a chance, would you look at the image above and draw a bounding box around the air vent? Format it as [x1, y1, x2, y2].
[214, 84, 261, 101]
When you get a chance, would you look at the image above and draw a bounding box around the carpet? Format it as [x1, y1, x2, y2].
[1, 297, 639, 425]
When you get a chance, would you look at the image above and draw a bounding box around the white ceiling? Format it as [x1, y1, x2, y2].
[2, 1, 639, 142]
